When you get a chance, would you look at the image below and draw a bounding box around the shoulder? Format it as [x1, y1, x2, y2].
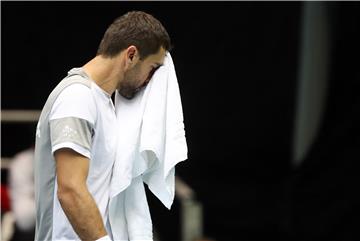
[58, 82, 92, 100]
[50, 82, 97, 123]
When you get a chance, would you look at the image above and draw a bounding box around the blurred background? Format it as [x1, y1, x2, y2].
[1, 1, 360, 241]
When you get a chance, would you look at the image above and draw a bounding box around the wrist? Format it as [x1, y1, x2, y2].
[95, 235, 111, 241]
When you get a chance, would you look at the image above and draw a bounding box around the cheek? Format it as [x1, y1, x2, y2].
[138, 71, 149, 83]
[139, 67, 148, 78]
[126, 65, 148, 86]
[127, 69, 138, 81]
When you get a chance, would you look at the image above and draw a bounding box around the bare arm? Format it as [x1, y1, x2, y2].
[55, 148, 107, 241]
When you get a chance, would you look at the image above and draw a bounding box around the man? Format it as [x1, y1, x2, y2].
[34, 11, 171, 241]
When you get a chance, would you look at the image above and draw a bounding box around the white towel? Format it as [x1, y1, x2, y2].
[108, 53, 188, 241]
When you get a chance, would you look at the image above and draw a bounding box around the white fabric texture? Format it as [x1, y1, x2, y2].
[49, 83, 97, 159]
[109, 53, 188, 240]
[49, 80, 117, 240]
[50, 83, 97, 123]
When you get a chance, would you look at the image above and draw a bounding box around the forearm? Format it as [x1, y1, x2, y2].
[58, 185, 107, 241]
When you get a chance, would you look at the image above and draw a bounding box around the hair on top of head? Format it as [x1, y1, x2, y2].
[97, 11, 172, 59]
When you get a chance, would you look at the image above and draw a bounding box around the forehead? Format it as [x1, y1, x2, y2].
[143, 47, 166, 65]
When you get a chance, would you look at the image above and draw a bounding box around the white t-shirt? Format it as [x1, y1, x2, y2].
[49, 80, 117, 240]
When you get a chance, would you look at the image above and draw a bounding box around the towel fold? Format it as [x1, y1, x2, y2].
[109, 53, 188, 240]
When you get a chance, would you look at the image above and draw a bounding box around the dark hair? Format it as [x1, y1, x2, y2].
[97, 11, 172, 59]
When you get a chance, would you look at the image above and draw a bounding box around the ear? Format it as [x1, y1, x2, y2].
[125, 45, 139, 66]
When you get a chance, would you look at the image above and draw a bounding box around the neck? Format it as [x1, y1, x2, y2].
[82, 55, 123, 95]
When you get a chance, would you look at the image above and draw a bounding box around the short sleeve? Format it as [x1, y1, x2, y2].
[49, 83, 97, 158]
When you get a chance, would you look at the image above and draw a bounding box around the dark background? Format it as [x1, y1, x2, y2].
[2, 2, 360, 241]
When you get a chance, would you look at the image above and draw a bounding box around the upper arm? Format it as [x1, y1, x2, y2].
[50, 83, 96, 159]
[55, 148, 89, 192]
[50, 83, 96, 191]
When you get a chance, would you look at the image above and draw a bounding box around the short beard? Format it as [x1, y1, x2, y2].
[118, 85, 138, 100]
[118, 64, 141, 100]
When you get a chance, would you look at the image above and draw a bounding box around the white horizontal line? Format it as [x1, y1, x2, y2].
[1, 110, 41, 122]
